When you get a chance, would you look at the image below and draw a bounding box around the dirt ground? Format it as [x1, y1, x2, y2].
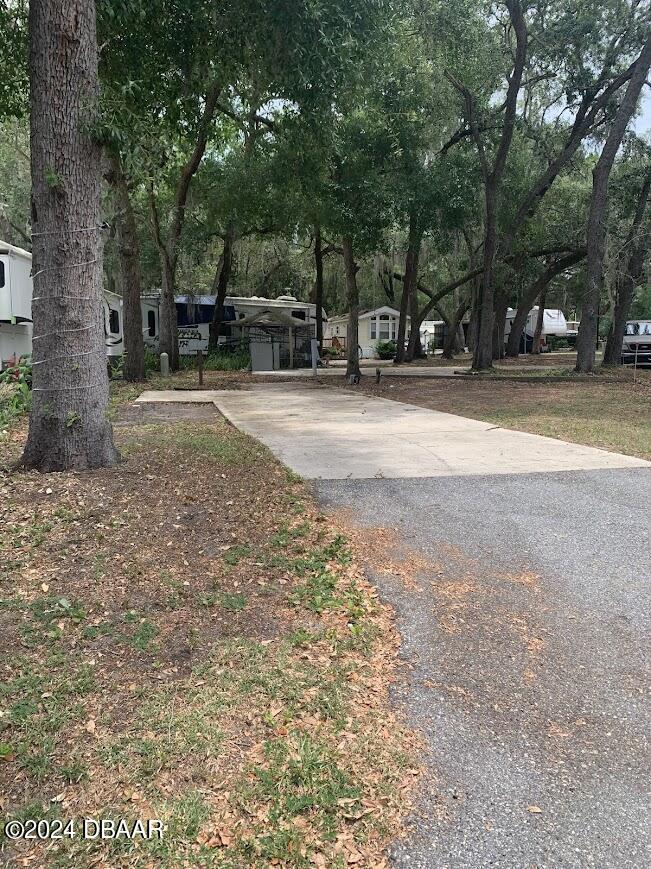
[338, 373, 651, 461]
[0, 396, 418, 868]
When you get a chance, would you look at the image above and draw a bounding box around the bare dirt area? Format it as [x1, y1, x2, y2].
[0, 394, 417, 868]
[338, 373, 651, 461]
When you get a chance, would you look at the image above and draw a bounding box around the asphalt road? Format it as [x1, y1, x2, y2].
[156, 385, 650, 866]
[316, 468, 651, 868]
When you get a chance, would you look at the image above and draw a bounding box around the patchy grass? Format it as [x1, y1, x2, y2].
[0, 390, 417, 868]
[347, 374, 651, 461]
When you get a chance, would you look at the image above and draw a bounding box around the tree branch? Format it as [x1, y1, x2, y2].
[167, 81, 222, 264]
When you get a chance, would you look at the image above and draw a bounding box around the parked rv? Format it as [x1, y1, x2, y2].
[0, 240, 33, 368]
[0, 240, 125, 369]
[621, 320, 651, 365]
[504, 307, 568, 352]
[144, 292, 325, 358]
[565, 320, 580, 347]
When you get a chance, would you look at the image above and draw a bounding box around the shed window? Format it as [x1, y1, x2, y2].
[292, 310, 306, 321]
[147, 310, 156, 337]
[109, 308, 120, 334]
[0, 260, 5, 289]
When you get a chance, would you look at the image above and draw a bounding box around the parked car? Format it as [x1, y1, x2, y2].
[621, 320, 651, 365]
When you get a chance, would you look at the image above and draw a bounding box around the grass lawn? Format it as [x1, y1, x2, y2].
[0, 388, 417, 868]
[347, 374, 651, 461]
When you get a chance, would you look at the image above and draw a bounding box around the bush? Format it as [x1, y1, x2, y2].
[375, 340, 396, 360]
[108, 357, 124, 380]
[144, 346, 159, 375]
[546, 336, 570, 351]
[178, 346, 251, 372]
[0, 358, 32, 428]
[205, 343, 251, 371]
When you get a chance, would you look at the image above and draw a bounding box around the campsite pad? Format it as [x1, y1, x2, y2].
[137, 384, 651, 479]
[115, 399, 221, 426]
[134, 382, 651, 867]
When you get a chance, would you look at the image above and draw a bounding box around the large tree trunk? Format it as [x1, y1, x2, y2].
[342, 236, 361, 379]
[492, 290, 509, 360]
[531, 290, 547, 354]
[208, 226, 235, 351]
[23, 0, 119, 472]
[465, 234, 481, 352]
[576, 37, 651, 373]
[394, 265, 411, 363]
[442, 299, 470, 359]
[460, 0, 527, 371]
[107, 155, 145, 381]
[473, 180, 499, 370]
[404, 240, 422, 362]
[314, 224, 324, 351]
[603, 170, 651, 366]
[157, 254, 178, 369]
[149, 82, 221, 370]
[506, 251, 586, 356]
[396, 221, 420, 363]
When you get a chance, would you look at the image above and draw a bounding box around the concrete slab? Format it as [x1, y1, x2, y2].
[143, 384, 650, 480]
[136, 390, 219, 403]
[256, 366, 466, 378]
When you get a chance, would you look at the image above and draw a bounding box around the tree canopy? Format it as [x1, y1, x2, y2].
[1, 0, 649, 384]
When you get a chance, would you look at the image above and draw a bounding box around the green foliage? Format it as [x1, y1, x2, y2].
[0, 358, 32, 429]
[630, 284, 651, 319]
[375, 340, 396, 359]
[204, 347, 251, 371]
[0, 118, 30, 243]
[5, 0, 648, 348]
[143, 346, 160, 375]
[0, 1, 28, 120]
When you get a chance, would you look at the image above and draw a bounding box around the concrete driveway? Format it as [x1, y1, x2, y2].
[139, 384, 651, 866]
[199, 383, 648, 479]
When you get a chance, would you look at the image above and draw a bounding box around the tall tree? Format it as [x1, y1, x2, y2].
[603, 165, 651, 365]
[0, 0, 28, 120]
[23, 0, 118, 471]
[446, 0, 527, 370]
[314, 225, 325, 351]
[105, 154, 146, 381]
[342, 237, 361, 378]
[575, 36, 651, 372]
[148, 82, 221, 370]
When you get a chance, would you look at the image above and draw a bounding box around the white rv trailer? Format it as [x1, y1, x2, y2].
[504, 306, 568, 352]
[0, 240, 124, 369]
[0, 240, 33, 367]
[143, 292, 324, 355]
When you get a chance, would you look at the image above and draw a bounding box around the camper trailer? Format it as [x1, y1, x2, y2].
[0, 240, 124, 369]
[0, 241, 33, 368]
[103, 292, 124, 358]
[143, 292, 324, 357]
[504, 307, 568, 353]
